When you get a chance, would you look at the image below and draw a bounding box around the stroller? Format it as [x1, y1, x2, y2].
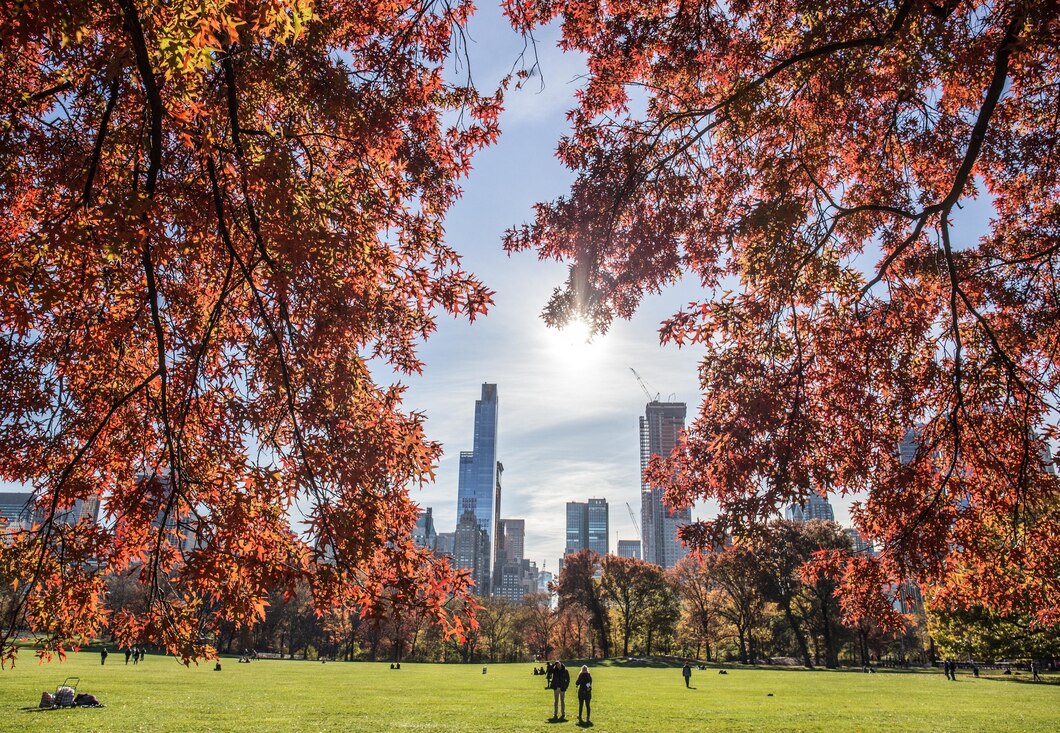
[40, 677, 79, 708]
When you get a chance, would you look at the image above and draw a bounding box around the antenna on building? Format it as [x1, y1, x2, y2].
[629, 368, 659, 402]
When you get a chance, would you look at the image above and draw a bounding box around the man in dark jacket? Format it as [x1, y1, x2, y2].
[682, 661, 692, 688]
[550, 661, 570, 720]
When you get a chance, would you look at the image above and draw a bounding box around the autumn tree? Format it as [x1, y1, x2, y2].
[555, 549, 610, 658]
[0, 0, 501, 664]
[477, 596, 518, 662]
[507, 0, 1060, 629]
[519, 592, 557, 661]
[600, 554, 665, 656]
[711, 543, 768, 664]
[671, 553, 724, 662]
[552, 603, 594, 659]
[637, 570, 681, 656]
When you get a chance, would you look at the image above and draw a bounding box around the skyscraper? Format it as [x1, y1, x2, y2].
[565, 498, 609, 557]
[434, 532, 455, 557]
[0, 492, 100, 532]
[617, 539, 641, 559]
[785, 491, 836, 523]
[587, 498, 609, 556]
[0, 491, 39, 531]
[844, 527, 876, 556]
[495, 518, 535, 602]
[640, 401, 689, 569]
[455, 509, 491, 592]
[455, 383, 500, 594]
[413, 508, 437, 550]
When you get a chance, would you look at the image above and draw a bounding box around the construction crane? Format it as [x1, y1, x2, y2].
[625, 502, 642, 542]
[629, 367, 659, 403]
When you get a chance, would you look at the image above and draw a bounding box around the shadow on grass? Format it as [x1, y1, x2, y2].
[575, 657, 961, 676]
[980, 675, 1059, 686]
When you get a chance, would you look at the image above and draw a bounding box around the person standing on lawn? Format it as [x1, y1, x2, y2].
[550, 661, 570, 721]
[682, 661, 692, 688]
[575, 665, 593, 724]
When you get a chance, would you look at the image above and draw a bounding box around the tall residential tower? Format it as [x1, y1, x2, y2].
[640, 401, 689, 569]
[455, 383, 501, 594]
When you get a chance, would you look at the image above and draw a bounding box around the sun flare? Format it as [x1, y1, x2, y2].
[543, 316, 602, 370]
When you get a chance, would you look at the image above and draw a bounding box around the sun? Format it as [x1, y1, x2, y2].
[542, 315, 602, 370]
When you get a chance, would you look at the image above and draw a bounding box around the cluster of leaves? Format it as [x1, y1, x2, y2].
[0, 0, 501, 665]
[506, 1, 1060, 627]
[928, 602, 1060, 662]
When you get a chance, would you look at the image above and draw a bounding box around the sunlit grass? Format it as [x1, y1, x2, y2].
[1, 652, 1056, 732]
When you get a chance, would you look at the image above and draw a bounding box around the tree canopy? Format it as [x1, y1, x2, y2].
[0, 0, 498, 664]
[506, 0, 1060, 628]
[2, 0, 1058, 665]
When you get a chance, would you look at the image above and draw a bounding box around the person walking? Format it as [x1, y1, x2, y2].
[545, 661, 554, 689]
[575, 665, 593, 724]
[682, 661, 692, 688]
[550, 661, 570, 721]
[100, 647, 108, 666]
[124, 648, 131, 665]
[1031, 660, 1042, 682]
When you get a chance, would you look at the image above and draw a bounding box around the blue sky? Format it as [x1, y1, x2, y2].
[397, 6, 1006, 570]
[394, 9, 723, 571]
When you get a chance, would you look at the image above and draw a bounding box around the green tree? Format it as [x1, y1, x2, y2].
[601, 554, 667, 657]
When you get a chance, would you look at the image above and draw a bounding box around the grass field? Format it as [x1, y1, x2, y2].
[1, 653, 1057, 732]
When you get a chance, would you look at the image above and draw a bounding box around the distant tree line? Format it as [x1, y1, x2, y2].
[9, 519, 1048, 665]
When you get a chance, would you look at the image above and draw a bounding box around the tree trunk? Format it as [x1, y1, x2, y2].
[782, 601, 813, 668]
[820, 602, 837, 668]
[239, 625, 253, 655]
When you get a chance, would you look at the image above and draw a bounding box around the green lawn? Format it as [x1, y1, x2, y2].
[1, 653, 1056, 732]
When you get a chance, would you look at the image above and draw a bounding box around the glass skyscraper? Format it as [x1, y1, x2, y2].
[565, 498, 609, 557]
[640, 401, 690, 569]
[785, 491, 836, 522]
[455, 383, 500, 594]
